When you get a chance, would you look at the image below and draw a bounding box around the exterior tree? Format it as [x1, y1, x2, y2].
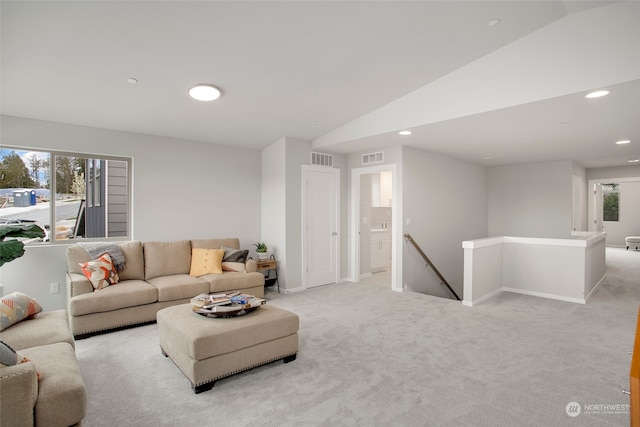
[0, 151, 34, 189]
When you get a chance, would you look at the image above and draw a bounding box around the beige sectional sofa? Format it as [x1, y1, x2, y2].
[0, 310, 87, 427]
[66, 238, 264, 338]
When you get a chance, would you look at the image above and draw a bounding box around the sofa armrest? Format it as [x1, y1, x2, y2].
[66, 272, 93, 298]
[246, 259, 257, 273]
[0, 362, 38, 426]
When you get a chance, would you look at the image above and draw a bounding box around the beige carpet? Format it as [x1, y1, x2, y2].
[75, 247, 640, 426]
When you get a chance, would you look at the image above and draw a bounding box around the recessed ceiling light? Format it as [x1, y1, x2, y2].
[127, 78, 138, 84]
[482, 156, 493, 160]
[398, 130, 412, 136]
[585, 90, 609, 99]
[628, 159, 640, 163]
[616, 140, 631, 145]
[188, 84, 221, 101]
[488, 19, 500, 27]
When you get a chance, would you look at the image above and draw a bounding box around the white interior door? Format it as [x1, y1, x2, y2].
[303, 166, 339, 288]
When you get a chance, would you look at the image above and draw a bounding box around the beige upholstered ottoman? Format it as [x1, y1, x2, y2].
[157, 303, 298, 393]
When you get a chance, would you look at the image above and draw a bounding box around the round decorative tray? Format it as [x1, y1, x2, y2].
[192, 303, 260, 318]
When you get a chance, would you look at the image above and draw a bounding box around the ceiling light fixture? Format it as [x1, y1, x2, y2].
[628, 159, 640, 163]
[188, 84, 221, 102]
[127, 78, 138, 84]
[488, 19, 500, 27]
[585, 90, 609, 99]
[398, 130, 412, 136]
[616, 140, 631, 145]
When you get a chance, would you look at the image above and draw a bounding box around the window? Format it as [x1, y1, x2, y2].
[602, 183, 620, 222]
[0, 147, 131, 243]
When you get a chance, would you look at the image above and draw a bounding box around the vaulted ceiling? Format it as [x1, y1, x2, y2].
[2, 1, 639, 168]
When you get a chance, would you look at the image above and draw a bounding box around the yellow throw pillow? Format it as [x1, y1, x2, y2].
[189, 248, 224, 276]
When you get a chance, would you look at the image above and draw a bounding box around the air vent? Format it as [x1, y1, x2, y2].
[311, 152, 333, 167]
[362, 151, 383, 165]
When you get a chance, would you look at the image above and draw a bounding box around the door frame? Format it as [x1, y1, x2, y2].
[302, 165, 340, 289]
[350, 163, 402, 291]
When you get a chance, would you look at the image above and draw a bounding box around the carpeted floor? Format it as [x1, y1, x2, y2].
[75, 247, 640, 426]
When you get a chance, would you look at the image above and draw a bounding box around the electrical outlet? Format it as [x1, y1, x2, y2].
[50, 282, 59, 294]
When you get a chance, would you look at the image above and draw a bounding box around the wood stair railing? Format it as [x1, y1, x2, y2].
[404, 233, 461, 301]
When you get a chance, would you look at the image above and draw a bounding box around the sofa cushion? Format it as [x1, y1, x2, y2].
[0, 310, 75, 351]
[191, 238, 240, 250]
[114, 241, 145, 281]
[201, 271, 265, 294]
[21, 342, 87, 427]
[67, 241, 145, 280]
[0, 292, 43, 331]
[144, 240, 191, 280]
[79, 253, 120, 290]
[189, 248, 224, 276]
[69, 280, 158, 316]
[146, 275, 209, 302]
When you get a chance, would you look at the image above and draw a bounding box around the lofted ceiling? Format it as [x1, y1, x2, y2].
[1, 1, 639, 168]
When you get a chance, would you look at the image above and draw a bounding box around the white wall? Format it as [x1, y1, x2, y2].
[261, 138, 287, 284]
[0, 115, 262, 310]
[262, 138, 348, 291]
[401, 146, 488, 299]
[463, 233, 607, 305]
[488, 160, 573, 238]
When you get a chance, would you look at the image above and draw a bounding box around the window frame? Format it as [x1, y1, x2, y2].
[0, 145, 132, 245]
[602, 183, 620, 223]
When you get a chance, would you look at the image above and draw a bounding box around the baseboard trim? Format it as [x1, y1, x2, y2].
[462, 287, 502, 307]
[503, 287, 586, 304]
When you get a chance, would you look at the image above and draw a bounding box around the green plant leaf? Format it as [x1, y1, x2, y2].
[0, 223, 46, 241]
[0, 223, 45, 267]
[0, 239, 25, 267]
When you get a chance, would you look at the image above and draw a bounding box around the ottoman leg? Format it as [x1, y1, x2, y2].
[161, 347, 168, 357]
[283, 353, 297, 363]
[194, 381, 216, 394]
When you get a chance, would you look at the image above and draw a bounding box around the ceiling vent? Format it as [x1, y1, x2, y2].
[362, 151, 383, 165]
[311, 152, 333, 167]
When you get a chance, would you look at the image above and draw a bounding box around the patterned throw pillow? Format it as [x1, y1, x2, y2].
[220, 246, 249, 272]
[0, 292, 43, 331]
[189, 248, 224, 276]
[0, 339, 40, 380]
[79, 252, 120, 290]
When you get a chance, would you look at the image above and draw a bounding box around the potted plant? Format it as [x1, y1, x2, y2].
[0, 223, 46, 267]
[253, 242, 269, 261]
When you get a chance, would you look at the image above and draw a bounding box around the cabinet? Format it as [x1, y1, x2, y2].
[256, 259, 279, 293]
[371, 231, 391, 272]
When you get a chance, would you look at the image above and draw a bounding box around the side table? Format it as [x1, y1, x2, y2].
[256, 259, 279, 293]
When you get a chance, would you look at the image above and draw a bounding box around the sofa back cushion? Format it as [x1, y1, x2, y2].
[144, 240, 191, 280]
[66, 241, 144, 280]
[191, 238, 240, 250]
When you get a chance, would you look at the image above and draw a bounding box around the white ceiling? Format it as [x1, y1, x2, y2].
[1, 1, 639, 168]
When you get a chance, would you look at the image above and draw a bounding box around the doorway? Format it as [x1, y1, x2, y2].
[350, 164, 401, 291]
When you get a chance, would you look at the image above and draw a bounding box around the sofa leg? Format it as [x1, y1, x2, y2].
[283, 353, 297, 364]
[161, 347, 168, 357]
